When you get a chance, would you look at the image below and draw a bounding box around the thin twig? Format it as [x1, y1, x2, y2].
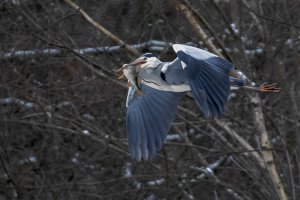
[214, 120, 265, 168]
[63, 0, 140, 56]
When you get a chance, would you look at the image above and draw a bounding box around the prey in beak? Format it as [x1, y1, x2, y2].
[116, 64, 128, 80]
[116, 57, 147, 90]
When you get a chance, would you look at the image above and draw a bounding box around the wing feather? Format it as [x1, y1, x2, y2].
[140, 101, 163, 150]
[138, 101, 157, 158]
[173, 44, 233, 118]
[126, 84, 184, 160]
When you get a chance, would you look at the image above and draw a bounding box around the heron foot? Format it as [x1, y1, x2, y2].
[259, 82, 280, 93]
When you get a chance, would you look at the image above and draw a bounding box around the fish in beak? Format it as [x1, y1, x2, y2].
[117, 58, 147, 90]
[117, 64, 128, 79]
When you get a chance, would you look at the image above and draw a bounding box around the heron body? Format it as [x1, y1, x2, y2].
[117, 44, 279, 161]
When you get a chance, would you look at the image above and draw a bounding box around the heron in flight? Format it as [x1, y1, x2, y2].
[117, 44, 279, 161]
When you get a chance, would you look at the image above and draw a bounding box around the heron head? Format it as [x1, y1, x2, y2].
[117, 53, 158, 90]
[117, 53, 156, 79]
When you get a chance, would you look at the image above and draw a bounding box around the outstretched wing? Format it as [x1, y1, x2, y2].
[173, 44, 233, 119]
[126, 84, 184, 161]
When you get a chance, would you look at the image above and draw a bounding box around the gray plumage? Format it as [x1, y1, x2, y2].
[118, 44, 278, 161]
[126, 84, 184, 160]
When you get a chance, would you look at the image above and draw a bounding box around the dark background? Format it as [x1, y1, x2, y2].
[0, 0, 299, 199]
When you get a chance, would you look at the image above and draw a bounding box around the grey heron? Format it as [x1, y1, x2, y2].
[117, 44, 279, 161]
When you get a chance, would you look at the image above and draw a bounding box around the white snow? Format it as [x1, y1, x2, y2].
[244, 48, 263, 56]
[82, 130, 90, 135]
[123, 162, 132, 177]
[147, 178, 165, 186]
[165, 134, 180, 141]
[230, 23, 239, 34]
[28, 156, 37, 163]
[71, 157, 79, 164]
[57, 101, 71, 108]
[82, 113, 95, 121]
[19, 155, 38, 164]
[0, 97, 35, 108]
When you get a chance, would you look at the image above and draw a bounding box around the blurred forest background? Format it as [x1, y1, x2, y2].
[0, 0, 300, 199]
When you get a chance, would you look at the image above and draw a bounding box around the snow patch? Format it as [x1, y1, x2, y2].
[165, 134, 180, 141]
[147, 178, 165, 186]
[0, 97, 35, 108]
[244, 48, 263, 56]
[82, 113, 95, 121]
[123, 162, 132, 177]
[82, 130, 90, 135]
[230, 23, 239, 34]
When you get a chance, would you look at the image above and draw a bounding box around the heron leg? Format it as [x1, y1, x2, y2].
[242, 83, 280, 93]
[229, 69, 280, 93]
[229, 69, 252, 86]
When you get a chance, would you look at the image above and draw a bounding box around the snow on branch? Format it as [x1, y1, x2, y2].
[0, 40, 172, 60]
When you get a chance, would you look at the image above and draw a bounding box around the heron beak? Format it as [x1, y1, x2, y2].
[130, 58, 147, 66]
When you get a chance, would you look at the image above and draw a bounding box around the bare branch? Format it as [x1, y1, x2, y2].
[1, 40, 170, 60]
[252, 95, 288, 200]
[63, 0, 140, 56]
[173, 0, 223, 57]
